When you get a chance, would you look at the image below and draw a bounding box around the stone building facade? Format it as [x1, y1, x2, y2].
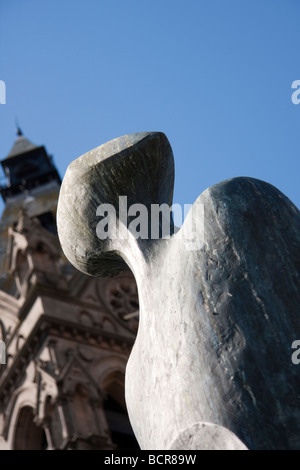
[0, 130, 139, 450]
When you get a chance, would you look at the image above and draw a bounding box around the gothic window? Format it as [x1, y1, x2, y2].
[14, 406, 47, 450]
[103, 375, 139, 450]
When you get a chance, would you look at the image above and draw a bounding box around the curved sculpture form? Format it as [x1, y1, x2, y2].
[57, 132, 300, 450]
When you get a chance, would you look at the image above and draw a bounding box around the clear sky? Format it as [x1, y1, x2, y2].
[0, 0, 299, 219]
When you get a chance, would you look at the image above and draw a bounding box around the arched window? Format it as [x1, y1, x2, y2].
[14, 406, 47, 450]
[103, 374, 139, 450]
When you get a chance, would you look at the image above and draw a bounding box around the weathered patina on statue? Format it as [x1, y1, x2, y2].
[57, 132, 300, 450]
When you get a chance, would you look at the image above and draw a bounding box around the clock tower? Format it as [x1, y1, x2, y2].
[0, 130, 139, 450]
[0, 127, 61, 202]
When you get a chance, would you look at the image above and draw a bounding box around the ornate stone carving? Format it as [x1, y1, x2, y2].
[106, 277, 138, 317]
[0, 133, 139, 451]
[104, 275, 139, 333]
[7, 211, 67, 296]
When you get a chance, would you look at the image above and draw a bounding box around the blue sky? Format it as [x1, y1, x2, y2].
[0, 0, 299, 219]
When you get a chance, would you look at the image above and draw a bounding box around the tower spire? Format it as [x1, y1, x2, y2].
[15, 118, 23, 136]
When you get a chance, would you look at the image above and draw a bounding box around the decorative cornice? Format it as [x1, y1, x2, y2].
[0, 311, 134, 408]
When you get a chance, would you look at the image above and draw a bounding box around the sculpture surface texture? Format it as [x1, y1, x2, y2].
[57, 132, 300, 450]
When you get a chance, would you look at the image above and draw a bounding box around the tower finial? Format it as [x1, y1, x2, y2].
[15, 117, 23, 136]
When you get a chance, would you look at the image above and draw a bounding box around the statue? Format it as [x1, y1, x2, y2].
[57, 132, 300, 450]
